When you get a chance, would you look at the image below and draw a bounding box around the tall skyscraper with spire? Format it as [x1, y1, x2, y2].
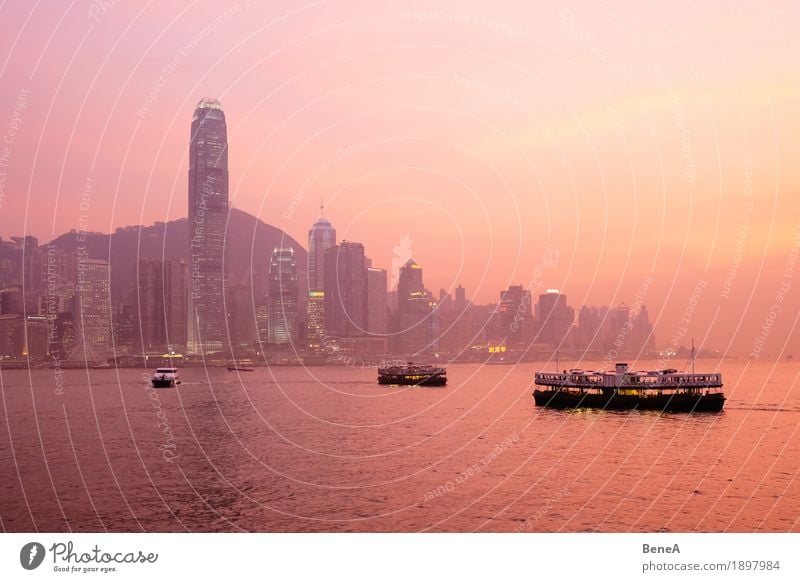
[307, 202, 336, 293]
[307, 204, 336, 344]
[187, 98, 229, 353]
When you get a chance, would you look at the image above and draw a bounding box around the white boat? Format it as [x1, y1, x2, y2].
[151, 367, 180, 388]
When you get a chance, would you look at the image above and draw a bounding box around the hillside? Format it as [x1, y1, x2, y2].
[48, 208, 308, 299]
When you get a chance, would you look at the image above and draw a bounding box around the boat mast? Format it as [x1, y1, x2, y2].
[691, 338, 695, 374]
[556, 349, 560, 372]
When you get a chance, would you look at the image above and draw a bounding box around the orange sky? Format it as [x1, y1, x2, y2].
[1, 0, 799, 357]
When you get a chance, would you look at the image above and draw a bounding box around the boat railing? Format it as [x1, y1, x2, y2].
[657, 373, 723, 387]
[534, 372, 603, 385]
[535, 371, 724, 395]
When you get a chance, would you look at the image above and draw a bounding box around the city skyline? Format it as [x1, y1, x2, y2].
[1, 1, 799, 358]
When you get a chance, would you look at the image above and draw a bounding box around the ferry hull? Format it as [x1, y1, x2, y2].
[533, 389, 725, 413]
[151, 379, 176, 388]
[378, 375, 447, 387]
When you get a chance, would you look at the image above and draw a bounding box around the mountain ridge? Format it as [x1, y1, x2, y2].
[47, 207, 308, 300]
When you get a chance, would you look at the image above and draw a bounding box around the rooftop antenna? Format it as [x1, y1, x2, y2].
[320, 196, 324, 217]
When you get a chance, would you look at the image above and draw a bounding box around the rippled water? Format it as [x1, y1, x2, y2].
[1, 360, 798, 532]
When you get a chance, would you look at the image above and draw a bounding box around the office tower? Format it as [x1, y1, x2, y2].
[164, 258, 188, 351]
[607, 303, 631, 351]
[188, 97, 229, 353]
[394, 259, 432, 353]
[53, 312, 75, 358]
[535, 289, 574, 347]
[268, 248, 298, 344]
[0, 286, 23, 315]
[306, 291, 325, 350]
[308, 213, 336, 293]
[0, 315, 24, 357]
[367, 267, 388, 336]
[397, 259, 427, 313]
[24, 315, 49, 359]
[136, 258, 162, 351]
[634, 305, 656, 353]
[76, 259, 112, 354]
[136, 258, 187, 352]
[455, 285, 466, 311]
[577, 305, 603, 352]
[495, 284, 534, 345]
[323, 241, 367, 338]
[226, 281, 257, 348]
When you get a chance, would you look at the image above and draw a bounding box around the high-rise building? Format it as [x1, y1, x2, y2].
[438, 284, 473, 353]
[188, 97, 229, 353]
[366, 267, 388, 336]
[226, 281, 257, 348]
[394, 259, 432, 354]
[324, 241, 367, 338]
[495, 284, 534, 345]
[308, 213, 336, 293]
[577, 305, 604, 352]
[268, 248, 298, 344]
[306, 291, 325, 350]
[535, 289, 574, 347]
[164, 258, 187, 351]
[136, 258, 162, 351]
[397, 259, 427, 314]
[633, 305, 656, 353]
[455, 285, 466, 311]
[0, 286, 23, 315]
[75, 259, 112, 355]
[135, 258, 187, 352]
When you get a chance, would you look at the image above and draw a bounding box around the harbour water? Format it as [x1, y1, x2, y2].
[1, 360, 798, 532]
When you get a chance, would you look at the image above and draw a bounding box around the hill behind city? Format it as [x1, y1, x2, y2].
[47, 207, 308, 300]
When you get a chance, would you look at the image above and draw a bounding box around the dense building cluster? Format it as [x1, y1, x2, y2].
[0, 99, 656, 364]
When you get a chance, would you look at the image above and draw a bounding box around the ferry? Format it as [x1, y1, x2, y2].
[533, 362, 724, 413]
[377, 363, 447, 386]
[151, 367, 180, 388]
[228, 360, 255, 372]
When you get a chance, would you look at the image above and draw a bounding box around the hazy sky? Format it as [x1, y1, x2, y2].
[1, 0, 798, 357]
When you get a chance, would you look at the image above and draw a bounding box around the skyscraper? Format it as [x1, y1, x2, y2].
[268, 248, 298, 344]
[137, 258, 162, 351]
[366, 267, 388, 336]
[308, 213, 336, 293]
[306, 291, 325, 350]
[394, 259, 432, 354]
[75, 259, 112, 356]
[163, 258, 188, 351]
[496, 284, 534, 346]
[226, 281, 257, 348]
[536, 289, 574, 347]
[188, 97, 229, 353]
[135, 258, 187, 353]
[324, 241, 367, 338]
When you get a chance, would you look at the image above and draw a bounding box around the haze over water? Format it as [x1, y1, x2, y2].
[2, 360, 798, 532]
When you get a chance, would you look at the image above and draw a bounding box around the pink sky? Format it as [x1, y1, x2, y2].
[1, 0, 799, 356]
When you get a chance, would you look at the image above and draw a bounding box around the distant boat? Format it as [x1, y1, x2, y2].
[227, 364, 255, 372]
[151, 367, 180, 388]
[377, 362, 447, 386]
[533, 362, 724, 413]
